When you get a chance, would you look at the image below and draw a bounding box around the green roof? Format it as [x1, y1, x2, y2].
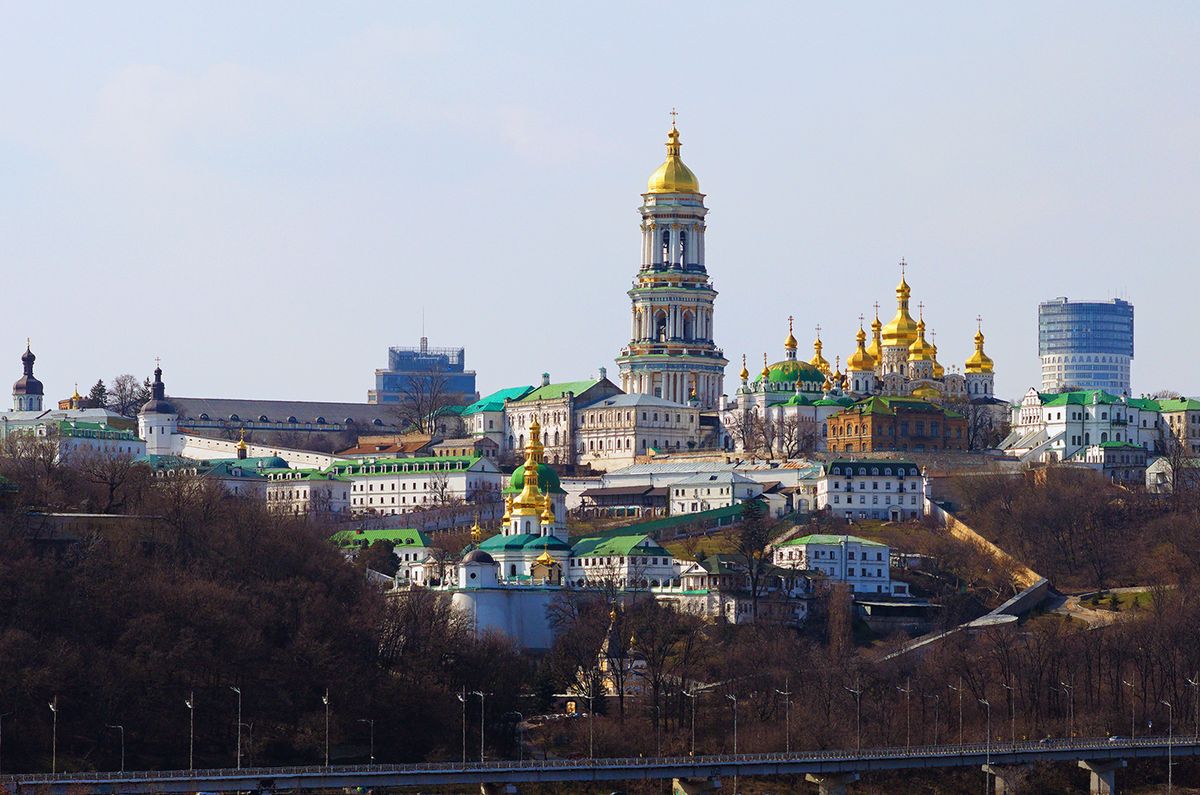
[1041, 390, 1121, 407]
[463, 386, 534, 415]
[1158, 398, 1200, 412]
[571, 532, 670, 558]
[608, 502, 749, 537]
[519, 380, 600, 402]
[836, 395, 958, 417]
[504, 462, 566, 495]
[57, 420, 141, 441]
[1097, 440, 1144, 449]
[329, 456, 481, 476]
[330, 528, 432, 548]
[782, 533, 887, 548]
[760, 359, 825, 386]
[478, 533, 572, 552]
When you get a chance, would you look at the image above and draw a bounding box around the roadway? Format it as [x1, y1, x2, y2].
[3, 735, 1197, 793]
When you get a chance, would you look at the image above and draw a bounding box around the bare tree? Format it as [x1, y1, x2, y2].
[74, 450, 151, 513]
[393, 369, 457, 434]
[107, 374, 150, 418]
[777, 414, 819, 460]
[734, 499, 773, 619]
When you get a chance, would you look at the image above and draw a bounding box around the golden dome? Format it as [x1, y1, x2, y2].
[867, 305, 883, 361]
[540, 491, 556, 523]
[965, 325, 995, 374]
[760, 353, 771, 380]
[235, 428, 248, 452]
[847, 325, 876, 372]
[881, 267, 919, 347]
[739, 354, 750, 381]
[535, 549, 555, 566]
[908, 315, 936, 362]
[646, 125, 701, 194]
[930, 334, 945, 379]
[809, 332, 831, 375]
[784, 316, 798, 351]
[512, 419, 546, 516]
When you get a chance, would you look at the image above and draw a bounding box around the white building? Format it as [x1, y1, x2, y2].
[575, 393, 701, 471]
[669, 471, 763, 515]
[328, 455, 503, 515]
[817, 459, 926, 521]
[265, 470, 351, 516]
[1000, 388, 1163, 463]
[502, 374, 623, 465]
[566, 532, 678, 590]
[774, 533, 907, 597]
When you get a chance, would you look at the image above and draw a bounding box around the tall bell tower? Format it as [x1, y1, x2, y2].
[616, 117, 726, 408]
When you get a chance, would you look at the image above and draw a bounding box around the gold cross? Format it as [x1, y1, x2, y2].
[815, 324, 822, 338]
[669, 107, 678, 127]
[900, 258, 907, 277]
[154, 356, 161, 368]
[787, 315, 794, 334]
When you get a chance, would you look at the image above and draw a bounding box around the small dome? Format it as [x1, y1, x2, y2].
[646, 126, 701, 194]
[462, 549, 495, 565]
[13, 343, 43, 397]
[847, 327, 876, 372]
[965, 327, 995, 374]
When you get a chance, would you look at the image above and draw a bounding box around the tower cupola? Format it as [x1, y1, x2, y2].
[12, 340, 44, 412]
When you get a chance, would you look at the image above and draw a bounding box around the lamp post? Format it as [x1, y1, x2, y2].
[979, 698, 992, 795]
[844, 684, 863, 752]
[897, 679, 912, 749]
[1122, 679, 1136, 739]
[105, 725, 125, 773]
[774, 678, 792, 754]
[649, 703, 662, 758]
[505, 712, 523, 764]
[727, 694, 739, 794]
[471, 691, 488, 763]
[357, 719, 375, 764]
[1187, 676, 1199, 741]
[1059, 682, 1074, 738]
[48, 697, 57, 774]
[321, 689, 330, 768]
[682, 690, 698, 757]
[230, 686, 242, 769]
[948, 679, 964, 745]
[455, 689, 467, 766]
[0, 711, 11, 776]
[185, 692, 194, 771]
[1001, 682, 1016, 744]
[1162, 699, 1174, 795]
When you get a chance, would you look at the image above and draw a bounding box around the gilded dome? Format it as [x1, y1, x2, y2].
[646, 126, 701, 194]
[965, 327, 995, 374]
[912, 384, 942, 400]
[784, 316, 798, 351]
[867, 308, 883, 361]
[881, 273, 919, 347]
[739, 354, 750, 381]
[847, 326, 876, 372]
[908, 318, 936, 362]
[810, 334, 831, 375]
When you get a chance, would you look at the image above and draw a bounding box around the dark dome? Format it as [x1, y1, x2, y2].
[462, 549, 495, 565]
[13, 344, 43, 397]
[140, 365, 175, 415]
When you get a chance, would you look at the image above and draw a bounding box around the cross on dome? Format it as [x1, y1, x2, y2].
[669, 107, 678, 127]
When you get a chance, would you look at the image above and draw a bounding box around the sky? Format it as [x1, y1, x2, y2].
[1, 2, 1197, 404]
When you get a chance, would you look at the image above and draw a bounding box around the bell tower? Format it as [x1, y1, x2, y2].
[616, 116, 727, 408]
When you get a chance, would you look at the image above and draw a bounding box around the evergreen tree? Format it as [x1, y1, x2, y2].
[88, 379, 108, 407]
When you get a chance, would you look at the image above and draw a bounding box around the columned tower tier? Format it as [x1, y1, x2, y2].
[616, 123, 726, 408]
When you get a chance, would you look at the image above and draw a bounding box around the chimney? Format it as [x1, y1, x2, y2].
[598, 367, 607, 381]
[542, 372, 550, 387]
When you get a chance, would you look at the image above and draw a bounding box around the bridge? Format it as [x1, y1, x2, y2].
[3, 735, 1196, 794]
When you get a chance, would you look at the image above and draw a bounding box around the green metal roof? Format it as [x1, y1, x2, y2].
[503, 462, 566, 495]
[571, 532, 670, 558]
[782, 533, 887, 547]
[478, 533, 572, 552]
[463, 386, 534, 415]
[1157, 398, 1200, 412]
[1041, 390, 1121, 407]
[329, 456, 481, 476]
[519, 380, 600, 402]
[330, 528, 432, 548]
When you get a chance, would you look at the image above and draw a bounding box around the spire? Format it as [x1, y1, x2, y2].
[761, 352, 771, 380]
[512, 418, 546, 516]
[881, 260, 919, 347]
[739, 353, 750, 382]
[809, 325, 831, 375]
[646, 112, 701, 194]
[867, 302, 883, 361]
[236, 427, 248, 459]
[965, 316, 995, 374]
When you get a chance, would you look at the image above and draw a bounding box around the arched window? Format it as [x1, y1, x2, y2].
[682, 311, 695, 341]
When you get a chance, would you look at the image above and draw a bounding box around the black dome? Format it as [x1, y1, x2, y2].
[462, 550, 495, 565]
[13, 344, 42, 396]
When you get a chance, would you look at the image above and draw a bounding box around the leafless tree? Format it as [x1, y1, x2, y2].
[107, 373, 151, 418]
[74, 450, 151, 513]
[734, 499, 773, 619]
[777, 414, 819, 460]
[392, 369, 457, 434]
[723, 409, 761, 456]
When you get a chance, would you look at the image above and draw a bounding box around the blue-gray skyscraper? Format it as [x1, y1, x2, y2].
[1038, 297, 1134, 394]
[369, 337, 478, 406]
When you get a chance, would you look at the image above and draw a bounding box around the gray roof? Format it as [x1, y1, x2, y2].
[170, 396, 404, 428]
[605, 461, 740, 477]
[579, 393, 695, 410]
[672, 471, 760, 487]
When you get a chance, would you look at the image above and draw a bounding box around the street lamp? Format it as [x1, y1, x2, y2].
[979, 698, 992, 793]
[844, 683, 863, 752]
[105, 725, 125, 773]
[470, 691, 488, 763]
[1001, 682, 1016, 744]
[1162, 699, 1174, 795]
[897, 679, 912, 749]
[321, 689, 330, 768]
[1059, 682, 1074, 738]
[185, 692, 194, 771]
[578, 687, 596, 760]
[230, 686, 242, 769]
[357, 719, 375, 764]
[1122, 679, 1136, 739]
[727, 694, 739, 795]
[1187, 676, 1199, 741]
[682, 690, 698, 757]
[455, 689, 467, 766]
[48, 696, 57, 774]
[948, 679, 964, 746]
[774, 678, 792, 754]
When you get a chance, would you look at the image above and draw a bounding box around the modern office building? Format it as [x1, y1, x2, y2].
[368, 337, 478, 406]
[1038, 298, 1134, 394]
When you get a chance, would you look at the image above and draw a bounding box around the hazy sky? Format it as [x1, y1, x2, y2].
[2, 3, 1197, 404]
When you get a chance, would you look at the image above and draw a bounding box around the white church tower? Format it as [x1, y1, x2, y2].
[138, 362, 178, 456]
[616, 117, 727, 408]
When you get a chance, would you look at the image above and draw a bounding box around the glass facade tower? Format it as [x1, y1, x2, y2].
[368, 337, 478, 406]
[1038, 297, 1134, 394]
